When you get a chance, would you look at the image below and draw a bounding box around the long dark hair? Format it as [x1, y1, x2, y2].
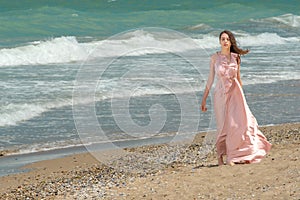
[219, 30, 249, 56]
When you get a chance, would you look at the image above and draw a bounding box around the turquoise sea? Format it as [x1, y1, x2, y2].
[0, 0, 299, 175]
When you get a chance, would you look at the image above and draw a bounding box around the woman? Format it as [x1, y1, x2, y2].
[201, 30, 271, 166]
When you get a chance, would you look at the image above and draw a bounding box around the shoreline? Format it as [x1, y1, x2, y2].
[0, 130, 199, 177]
[0, 121, 296, 158]
[1, 122, 299, 199]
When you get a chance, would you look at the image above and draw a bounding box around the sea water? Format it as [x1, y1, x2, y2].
[0, 1, 299, 173]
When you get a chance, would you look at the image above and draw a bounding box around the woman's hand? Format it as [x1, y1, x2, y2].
[201, 100, 207, 112]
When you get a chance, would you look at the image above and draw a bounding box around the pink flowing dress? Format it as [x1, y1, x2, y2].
[206, 52, 271, 164]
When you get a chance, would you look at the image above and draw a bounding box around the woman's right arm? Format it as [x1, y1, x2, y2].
[201, 54, 216, 112]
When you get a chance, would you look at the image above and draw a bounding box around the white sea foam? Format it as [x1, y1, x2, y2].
[194, 32, 299, 48]
[251, 13, 300, 28]
[238, 33, 299, 46]
[3, 130, 180, 156]
[186, 23, 212, 30]
[0, 100, 71, 127]
[5, 139, 83, 156]
[0, 36, 89, 67]
[242, 71, 300, 85]
[0, 30, 298, 67]
[0, 30, 298, 130]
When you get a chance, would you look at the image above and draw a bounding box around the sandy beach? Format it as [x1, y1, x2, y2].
[0, 122, 299, 199]
[1, 1, 299, 200]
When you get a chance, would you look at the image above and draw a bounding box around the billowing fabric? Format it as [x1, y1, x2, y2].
[206, 52, 271, 164]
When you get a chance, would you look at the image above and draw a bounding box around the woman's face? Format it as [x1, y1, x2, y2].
[219, 33, 231, 50]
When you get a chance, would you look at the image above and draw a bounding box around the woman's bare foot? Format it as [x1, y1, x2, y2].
[227, 161, 235, 166]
